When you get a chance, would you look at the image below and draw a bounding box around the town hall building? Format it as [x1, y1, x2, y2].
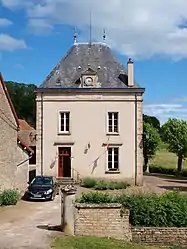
[36, 41, 145, 185]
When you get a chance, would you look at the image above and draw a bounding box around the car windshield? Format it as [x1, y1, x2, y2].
[31, 177, 52, 185]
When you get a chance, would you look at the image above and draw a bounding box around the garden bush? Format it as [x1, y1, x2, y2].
[0, 192, 2, 206]
[76, 191, 113, 204]
[1, 189, 20, 205]
[149, 165, 187, 177]
[77, 191, 187, 227]
[81, 177, 97, 188]
[81, 177, 129, 190]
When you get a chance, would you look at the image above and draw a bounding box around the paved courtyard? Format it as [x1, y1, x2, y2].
[144, 174, 187, 193]
[0, 195, 61, 249]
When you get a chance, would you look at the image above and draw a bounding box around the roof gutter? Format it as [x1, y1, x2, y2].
[35, 87, 145, 94]
[17, 154, 33, 167]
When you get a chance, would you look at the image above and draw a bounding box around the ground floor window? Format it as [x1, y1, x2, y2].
[107, 147, 119, 171]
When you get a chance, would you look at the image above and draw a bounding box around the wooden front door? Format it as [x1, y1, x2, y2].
[58, 147, 71, 177]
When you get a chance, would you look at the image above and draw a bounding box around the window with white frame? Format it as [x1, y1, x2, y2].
[59, 112, 70, 133]
[107, 147, 119, 171]
[108, 112, 119, 133]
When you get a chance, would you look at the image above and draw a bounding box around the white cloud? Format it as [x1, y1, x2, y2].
[0, 34, 27, 51]
[0, 18, 13, 27]
[28, 18, 53, 34]
[2, 0, 187, 59]
[144, 103, 187, 124]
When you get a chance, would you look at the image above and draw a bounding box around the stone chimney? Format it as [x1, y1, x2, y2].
[127, 58, 134, 87]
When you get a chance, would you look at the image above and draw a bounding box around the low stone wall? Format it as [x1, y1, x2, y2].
[74, 203, 131, 240]
[74, 203, 187, 246]
[132, 227, 187, 247]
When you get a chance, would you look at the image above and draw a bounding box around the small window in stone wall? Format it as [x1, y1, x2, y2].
[29, 146, 36, 165]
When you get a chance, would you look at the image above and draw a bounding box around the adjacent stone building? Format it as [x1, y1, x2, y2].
[0, 73, 33, 193]
[18, 119, 36, 181]
[36, 42, 145, 185]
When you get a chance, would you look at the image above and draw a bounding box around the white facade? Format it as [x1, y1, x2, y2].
[36, 90, 144, 185]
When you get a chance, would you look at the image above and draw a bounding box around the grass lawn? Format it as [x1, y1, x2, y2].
[150, 148, 187, 169]
[51, 236, 161, 249]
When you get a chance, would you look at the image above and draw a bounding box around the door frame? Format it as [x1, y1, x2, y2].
[58, 147, 72, 177]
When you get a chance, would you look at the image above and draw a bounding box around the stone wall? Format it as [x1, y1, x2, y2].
[136, 97, 143, 186]
[36, 96, 42, 175]
[15, 145, 29, 194]
[132, 227, 187, 247]
[74, 203, 187, 246]
[0, 78, 18, 190]
[74, 203, 131, 240]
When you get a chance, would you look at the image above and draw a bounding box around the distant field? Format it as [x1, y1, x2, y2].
[150, 147, 187, 169]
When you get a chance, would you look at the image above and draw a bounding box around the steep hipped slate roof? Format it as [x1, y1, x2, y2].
[40, 43, 140, 89]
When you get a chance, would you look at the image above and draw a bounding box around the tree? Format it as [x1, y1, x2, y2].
[162, 118, 187, 171]
[143, 122, 160, 172]
[143, 114, 160, 131]
[6, 81, 37, 127]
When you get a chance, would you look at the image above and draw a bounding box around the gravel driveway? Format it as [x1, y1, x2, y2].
[0, 195, 62, 249]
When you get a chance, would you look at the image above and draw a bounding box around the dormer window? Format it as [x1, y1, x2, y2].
[81, 67, 98, 88]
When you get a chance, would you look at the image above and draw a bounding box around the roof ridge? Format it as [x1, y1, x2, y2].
[0, 72, 19, 129]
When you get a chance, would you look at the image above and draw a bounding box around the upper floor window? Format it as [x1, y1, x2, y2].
[108, 112, 119, 133]
[59, 112, 70, 133]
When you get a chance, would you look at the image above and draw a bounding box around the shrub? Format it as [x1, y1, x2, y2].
[76, 191, 114, 204]
[149, 165, 187, 177]
[81, 178, 129, 190]
[118, 191, 187, 227]
[2, 189, 20, 205]
[94, 180, 108, 190]
[114, 181, 130, 190]
[149, 165, 177, 175]
[81, 178, 97, 188]
[106, 181, 116, 190]
[0, 192, 2, 206]
[76, 191, 187, 227]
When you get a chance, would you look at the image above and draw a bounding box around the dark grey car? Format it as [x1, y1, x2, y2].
[25, 176, 59, 201]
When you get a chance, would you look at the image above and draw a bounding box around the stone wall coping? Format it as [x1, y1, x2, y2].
[132, 227, 187, 230]
[75, 203, 122, 209]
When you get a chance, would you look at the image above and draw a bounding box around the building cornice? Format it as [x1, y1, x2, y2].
[35, 87, 145, 94]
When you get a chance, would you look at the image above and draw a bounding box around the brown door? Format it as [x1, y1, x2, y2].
[58, 147, 71, 177]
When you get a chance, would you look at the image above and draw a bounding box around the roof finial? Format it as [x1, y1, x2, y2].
[74, 28, 77, 45]
[89, 11, 92, 46]
[103, 28, 106, 41]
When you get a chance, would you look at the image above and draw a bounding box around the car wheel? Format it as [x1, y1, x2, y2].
[50, 194, 55, 201]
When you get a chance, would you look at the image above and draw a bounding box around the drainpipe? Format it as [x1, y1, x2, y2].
[41, 92, 44, 176]
[135, 93, 138, 186]
[17, 153, 33, 167]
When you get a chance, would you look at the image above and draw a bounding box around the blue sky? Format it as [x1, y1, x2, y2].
[1, 0, 187, 124]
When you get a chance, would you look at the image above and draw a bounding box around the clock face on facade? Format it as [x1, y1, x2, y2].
[85, 77, 93, 86]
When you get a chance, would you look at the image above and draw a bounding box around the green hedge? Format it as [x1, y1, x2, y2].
[77, 191, 187, 227]
[0, 189, 20, 206]
[148, 165, 187, 177]
[81, 177, 130, 190]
